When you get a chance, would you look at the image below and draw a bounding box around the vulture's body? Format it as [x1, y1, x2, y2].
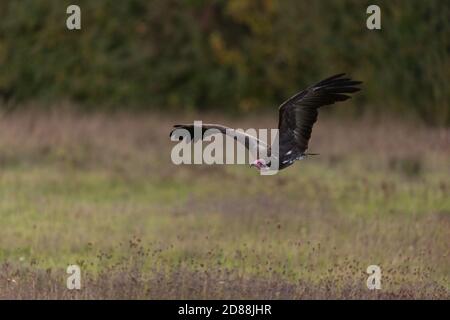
[171, 74, 362, 171]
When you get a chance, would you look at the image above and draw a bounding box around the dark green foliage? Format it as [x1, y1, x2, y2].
[0, 0, 448, 124]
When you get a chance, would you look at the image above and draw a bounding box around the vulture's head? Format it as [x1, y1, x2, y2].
[250, 159, 269, 171]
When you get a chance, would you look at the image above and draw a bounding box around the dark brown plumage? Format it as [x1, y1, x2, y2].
[171, 74, 362, 171]
[277, 74, 362, 169]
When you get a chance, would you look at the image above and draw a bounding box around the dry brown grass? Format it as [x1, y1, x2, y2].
[0, 109, 448, 299]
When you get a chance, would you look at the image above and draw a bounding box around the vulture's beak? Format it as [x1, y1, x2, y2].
[250, 161, 261, 170]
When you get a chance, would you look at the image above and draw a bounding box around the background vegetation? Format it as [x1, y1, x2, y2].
[0, 0, 449, 124]
[0, 1, 448, 299]
[0, 112, 448, 299]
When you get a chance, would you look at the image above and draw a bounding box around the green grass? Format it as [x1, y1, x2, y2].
[0, 111, 448, 298]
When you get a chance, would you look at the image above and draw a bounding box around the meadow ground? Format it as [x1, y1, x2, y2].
[0, 109, 448, 299]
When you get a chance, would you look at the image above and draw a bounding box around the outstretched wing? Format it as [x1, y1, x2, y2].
[170, 123, 268, 157]
[277, 74, 362, 166]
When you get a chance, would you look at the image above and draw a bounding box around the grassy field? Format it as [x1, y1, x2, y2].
[0, 110, 448, 299]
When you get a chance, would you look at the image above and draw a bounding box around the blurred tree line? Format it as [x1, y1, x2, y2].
[0, 0, 448, 124]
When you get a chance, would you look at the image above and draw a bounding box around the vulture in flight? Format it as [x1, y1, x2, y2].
[171, 74, 362, 171]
